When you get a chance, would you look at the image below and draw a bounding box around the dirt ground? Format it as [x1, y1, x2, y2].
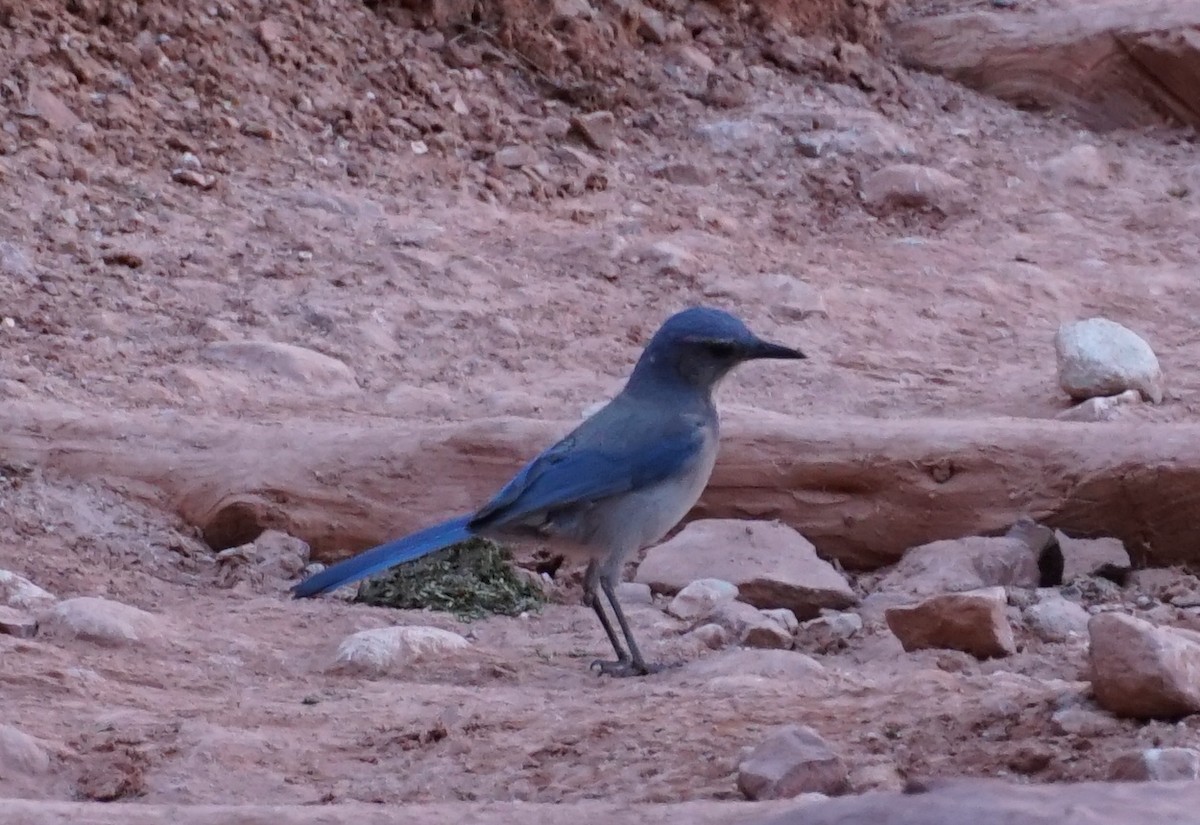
[3, 0, 1200, 817]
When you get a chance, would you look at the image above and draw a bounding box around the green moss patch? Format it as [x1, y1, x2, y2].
[354, 537, 545, 621]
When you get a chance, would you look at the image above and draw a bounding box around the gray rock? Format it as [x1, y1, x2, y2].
[636, 519, 857, 619]
[1023, 590, 1090, 642]
[738, 725, 848, 799]
[1055, 530, 1130, 582]
[1055, 318, 1163, 403]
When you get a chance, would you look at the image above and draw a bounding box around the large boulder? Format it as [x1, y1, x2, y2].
[1089, 613, 1200, 718]
[636, 520, 856, 619]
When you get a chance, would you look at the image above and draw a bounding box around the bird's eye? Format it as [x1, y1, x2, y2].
[704, 341, 738, 358]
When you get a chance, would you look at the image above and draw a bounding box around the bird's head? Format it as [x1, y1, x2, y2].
[628, 307, 805, 393]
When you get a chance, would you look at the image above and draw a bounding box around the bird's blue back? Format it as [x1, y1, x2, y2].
[293, 370, 715, 597]
[292, 307, 760, 599]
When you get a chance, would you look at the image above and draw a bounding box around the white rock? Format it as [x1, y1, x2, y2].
[1055, 389, 1142, 422]
[335, 625, 469, 675]
[860, 164, 968, 215]
[0, 570, 56, 610]
[627, 239, 694, 275]
[667, 578, 740, 620]
[202, 340, 359, 392]
[677, 648, 825, 682]
[0, 241, 36, 285]
[41, 596, 161, 646]
[1055, 317, 1163, 403]
[847, 762, 905, 792]
[0, 725, 50, 775]
[1041, 144, 1112, 188]
[763, 275, 827, 321]
[1050, 706, 1121, 737]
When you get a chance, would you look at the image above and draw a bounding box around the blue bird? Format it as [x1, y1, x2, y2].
[293, 307, 805, 677]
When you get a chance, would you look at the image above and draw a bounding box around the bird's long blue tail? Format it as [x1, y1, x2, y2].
[291, 515, 474, 598]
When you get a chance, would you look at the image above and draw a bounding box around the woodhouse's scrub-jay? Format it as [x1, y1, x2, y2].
[293, 307, 805, 677]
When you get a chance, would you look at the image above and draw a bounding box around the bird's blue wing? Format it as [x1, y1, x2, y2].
[470, 415, 706, 533]
[291, 515, 473, 598]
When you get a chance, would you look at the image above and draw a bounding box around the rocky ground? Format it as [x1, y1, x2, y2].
[4, 0, 1200, 821]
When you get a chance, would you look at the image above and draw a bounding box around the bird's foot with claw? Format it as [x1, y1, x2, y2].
[590, 658, 673, 678]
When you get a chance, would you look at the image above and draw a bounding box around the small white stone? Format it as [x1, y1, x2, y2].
[0, 725, 50, 775]
[1024, 591, 1090, 642]
[1056, 389, 1142, 422]
[667, 578, 739, 620]
[0, 570, 56, 610]
[335, 625, 469, 675]
[1041, 144, 1112, 188]
[1055, 317, 1163, 403]
[41, 596, 161, 646]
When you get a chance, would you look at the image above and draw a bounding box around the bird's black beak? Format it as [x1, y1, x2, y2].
[747, 339, 806, 360]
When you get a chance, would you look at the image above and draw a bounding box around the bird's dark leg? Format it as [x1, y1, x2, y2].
[593, 575, 668, 678]
[582, 560, 629, 669]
